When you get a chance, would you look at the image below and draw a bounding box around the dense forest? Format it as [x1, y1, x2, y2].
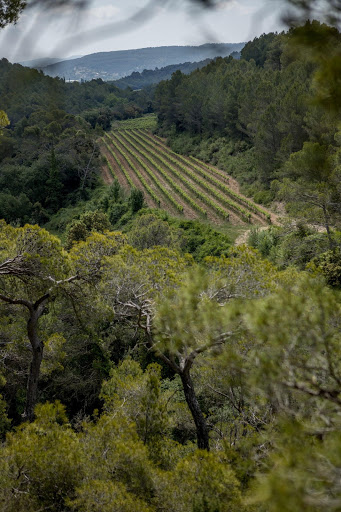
[1, 7, 341, 511]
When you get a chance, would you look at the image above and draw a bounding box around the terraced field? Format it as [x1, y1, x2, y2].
[101, 129, 274, 226]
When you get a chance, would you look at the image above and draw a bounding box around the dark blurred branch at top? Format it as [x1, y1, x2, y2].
[1, 0, 233, 61]
[2, 0, 341, 36]
[27, 0, 88, 6]
[0, 0, 225, 30]
[15, 0, 230, 59]
[284, 0, 341, 27]
[51, 0, 172, 57]
[0, 0, 26, 28]
[282, 0, 341, 113]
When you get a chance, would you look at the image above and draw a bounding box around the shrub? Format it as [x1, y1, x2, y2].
[129, 188, 144, 213]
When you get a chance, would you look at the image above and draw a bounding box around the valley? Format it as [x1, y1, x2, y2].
[0, 6, 340, 510]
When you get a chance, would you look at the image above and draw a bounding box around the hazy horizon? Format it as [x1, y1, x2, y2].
[17, 42, 247, 67]
[0, 0, 286, 63]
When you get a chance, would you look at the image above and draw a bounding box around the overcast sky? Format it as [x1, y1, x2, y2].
[0, 0, 286, 63]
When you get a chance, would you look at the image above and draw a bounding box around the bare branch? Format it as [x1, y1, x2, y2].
[0, 293, 33, 311]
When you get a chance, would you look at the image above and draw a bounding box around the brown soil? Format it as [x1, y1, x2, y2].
[234, 226, 268, 246]
[102, 143, 156, 208]
[110, 133, 185, 214]
[101, 163, 114, 185]
[192, 160, 280, 226]
[101, 146, 130, 189]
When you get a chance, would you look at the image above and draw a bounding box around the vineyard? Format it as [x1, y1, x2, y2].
[101, 129, 274, 226]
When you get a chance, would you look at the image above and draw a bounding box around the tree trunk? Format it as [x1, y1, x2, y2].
[24, 341, 44, 422]
[180, 371, 210, 451]
[23, 306, 45, 421]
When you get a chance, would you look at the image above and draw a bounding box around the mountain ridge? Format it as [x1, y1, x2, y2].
[41, 42, 245, 81]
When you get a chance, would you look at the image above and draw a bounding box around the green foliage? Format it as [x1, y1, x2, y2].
[0, 58, 155, 226]
[250, 223, 336, 269]
[279, 141, 341, 246]
[241, 32, 280, 67]
[154, 270, 228, 354]
[243, 275, 341, 417]
[127, 129, 261, 221]
[109, 131, 183, 212]
[83, 108, 112, 130]
[154, 248, 276, 358]
[248, 227, 280, 258]
[69, 480, 153, 512]
[46, 148, 63, 211]
[289, 20, 341, 112]
[113, 61, 215, 90]
[101, 359, 171, 451]
[310, 247, 341, 287]
[132, 210, 232, 261]
[0, 402, 83, 511]
[0, 106, 101, 224]
[102, 138, 135, 188]
[112, 114, 157, 131]
[65, 210, 112, 248]
[156, 450, 243, 512]
[2, 17, 341, 512]
[249, 422, 341, 512]
[80, 413, 156, 501]
[0, 109, 9, 133]
[0, 0, 26, 28]
[0, 394, 10, 438]
[240, 275, 341, 511]
[129, 187, 145, 213]
[128, 213, 182, 250]
[103, 127, 271, 225]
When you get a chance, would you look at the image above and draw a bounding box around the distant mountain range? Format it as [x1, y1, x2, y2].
[40, 43, 245, 82]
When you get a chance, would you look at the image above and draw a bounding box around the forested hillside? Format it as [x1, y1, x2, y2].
[113, 58, 213, 90]
[155, 23, 341, 200]
[1, 12, 341, 512]
[0, 58, 152, 225]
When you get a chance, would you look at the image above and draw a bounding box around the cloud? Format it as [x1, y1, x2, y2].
[86, 5, 121, 20]
[215, 0, 260, 15]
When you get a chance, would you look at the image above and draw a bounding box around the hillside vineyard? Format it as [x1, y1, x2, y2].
[102, 129, 272, 224]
